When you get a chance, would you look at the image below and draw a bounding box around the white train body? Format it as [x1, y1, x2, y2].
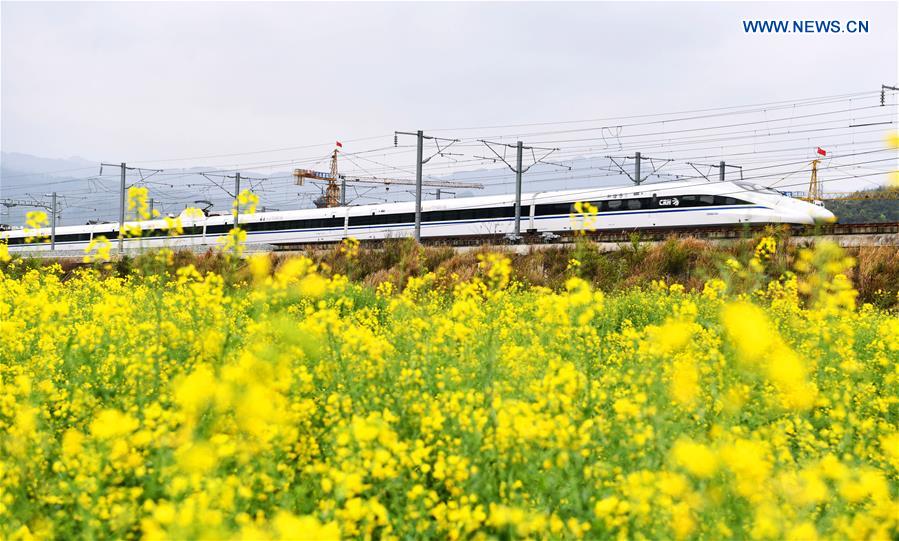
[3, 180, 835, 253]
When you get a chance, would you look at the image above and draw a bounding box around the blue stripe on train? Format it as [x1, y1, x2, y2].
[337, 205, 768, 232]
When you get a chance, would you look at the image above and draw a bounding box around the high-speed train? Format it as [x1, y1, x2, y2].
[3, 179, 835, 253]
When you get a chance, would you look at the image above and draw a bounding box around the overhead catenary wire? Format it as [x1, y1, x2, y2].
[3, 88, 896, 226]
[7, 107, 893, 189]
[5, 88, 894, 182]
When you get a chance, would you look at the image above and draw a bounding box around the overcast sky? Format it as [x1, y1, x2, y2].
[2, 1, 897, 164]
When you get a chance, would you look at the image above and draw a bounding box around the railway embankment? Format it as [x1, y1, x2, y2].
[7, 229, 898, 308]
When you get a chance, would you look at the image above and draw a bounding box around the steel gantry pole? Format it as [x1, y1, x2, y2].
[608, 152, 670, 186]
[100, 161, 163, 253]
[719, 161, 726, 182]
[118, 162, 126, 253]
[50, 192, 57, 251]
[634, 152, 642, 186]
[514, 141, 523, 236]
[414, 130, 424, 241]
[395, 130, 460, 243]
[478, 139, 563, 239]
[233, 172, 241, 228]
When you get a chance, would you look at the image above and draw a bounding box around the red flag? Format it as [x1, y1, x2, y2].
[816, 147, 826, 156]
[335, 141, 343, 148]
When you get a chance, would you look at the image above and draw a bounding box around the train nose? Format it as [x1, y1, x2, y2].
[809, 204, 837, 224]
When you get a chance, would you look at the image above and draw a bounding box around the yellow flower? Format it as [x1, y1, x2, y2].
[593, 496, 621, 517]
[880, 433, 899, 470]
[786, 521, 819, 541]
[722, 302, 774, 361]
[164, 216, 184, 236]
[175, 441, 217, 474]
[754, 236, 777, 261]
[24, 210, 49, 243]
[61, 429, 85, 458]
[248, 253, 272, 283]
[90, 409, 138, 439]
[272, 511, 340, 540]
[886, 131, 899, 149]
[339, 237, 360, 259]
[570, 201, 598, 233]
[234, 189, 260, 215]
[299, 274, 327, 298]
[83, 235, 112, 263]
[174, 366, 218, 417]
[671, 439, 718, 478]
[477, 253, 512, 289]
[218, 227, 247, 256]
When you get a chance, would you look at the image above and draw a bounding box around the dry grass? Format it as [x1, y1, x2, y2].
[5, 235, 898, 308]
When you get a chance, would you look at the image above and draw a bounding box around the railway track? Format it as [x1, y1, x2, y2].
[12, 222, 898, 259]
[271, 222, 899, 251]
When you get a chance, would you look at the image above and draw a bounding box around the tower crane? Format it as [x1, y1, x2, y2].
[792, 147, 899, 202]
[807, 159, 822, 202]
[293, 147, 483, 208]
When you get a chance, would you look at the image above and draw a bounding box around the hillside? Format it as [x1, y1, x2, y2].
[827, 188, 899, 224]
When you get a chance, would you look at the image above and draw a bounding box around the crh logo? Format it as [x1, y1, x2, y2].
[658, 198, 680, 207]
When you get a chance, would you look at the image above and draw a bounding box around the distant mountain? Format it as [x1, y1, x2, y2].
[1, 152, 98, 180]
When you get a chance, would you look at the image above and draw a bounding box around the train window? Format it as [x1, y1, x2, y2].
[607, 200, 623, 211]
[489, 206, 515, 219]
[351, 213, 414, 227]
[348, 215, 373, 227]
[534, 203, 572, 216]
[351, 214, 391, 227]
[57, 233, 92, 242]
[142, 225, 201, 236]
[699, 195, 715, 205]
[412, 206, 514, 222]
[6, 237, 25, 245]
[206, 224, 232, 235]
[626, 199, 642, 210]
[228, 217, 347, 231]
[714, 196, 742, 206]
[424, 210, 457, 222]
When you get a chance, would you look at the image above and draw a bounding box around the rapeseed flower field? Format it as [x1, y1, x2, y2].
[1, 229, 897, 540]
